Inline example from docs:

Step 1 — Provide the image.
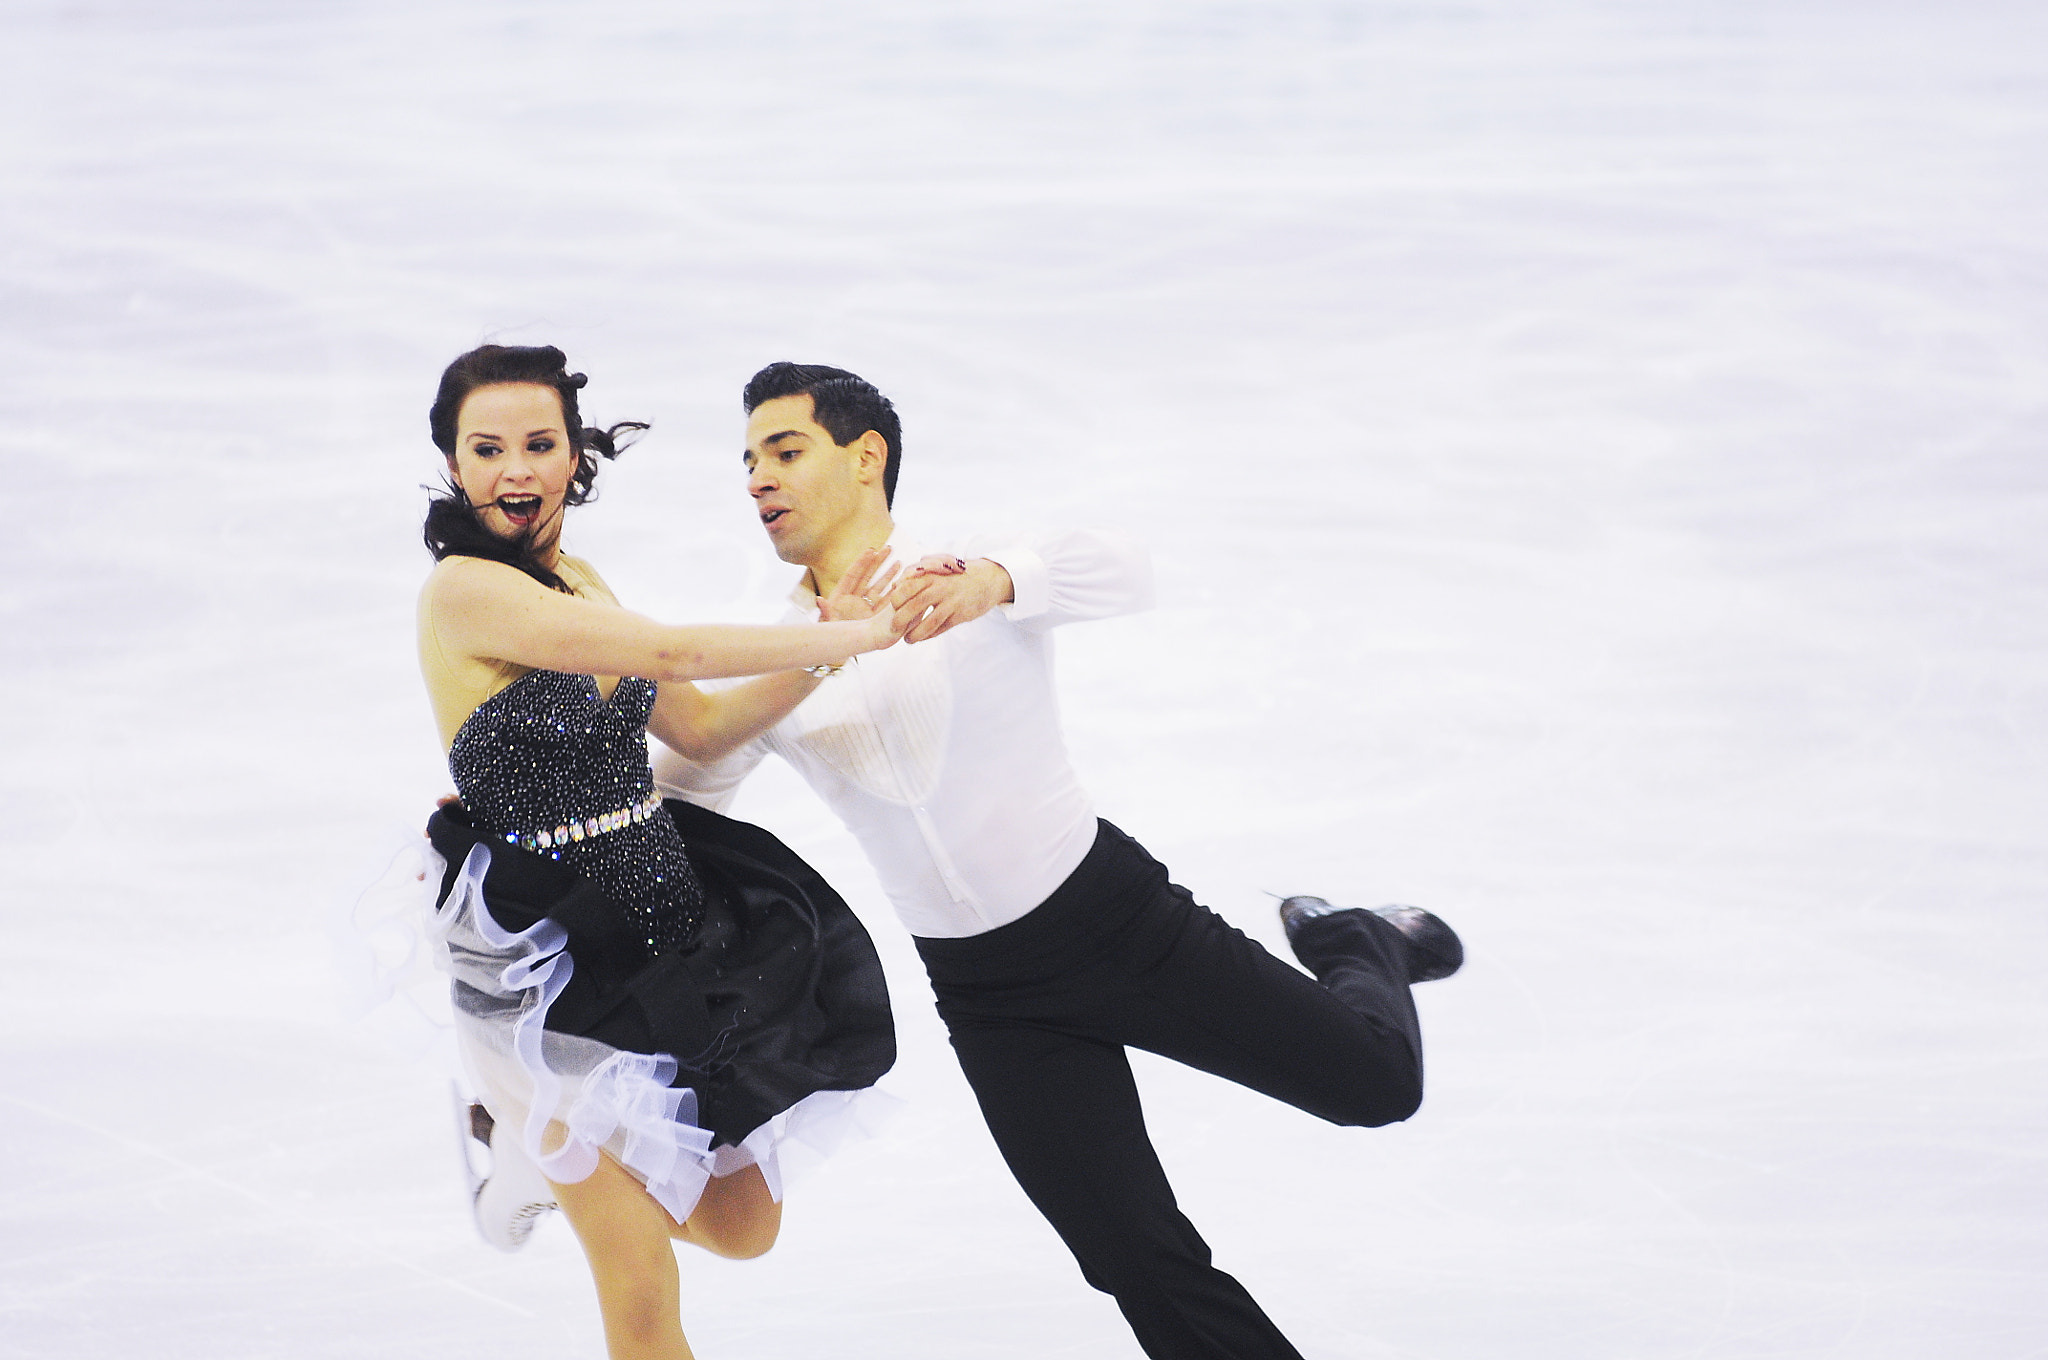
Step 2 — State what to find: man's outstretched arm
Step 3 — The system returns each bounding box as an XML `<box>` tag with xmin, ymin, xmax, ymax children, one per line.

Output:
<box><xmin>891</xmin><ymin>556</ymin><xmax>1013</xmax><ymax>642</ymax></box>
<box><xmin>891</xmin><ymin>529</ymin><xmax>1154</xmax><ymax>641</ymax></box>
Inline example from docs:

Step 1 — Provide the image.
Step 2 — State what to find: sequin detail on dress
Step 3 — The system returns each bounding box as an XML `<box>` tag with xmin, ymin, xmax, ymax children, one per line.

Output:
<box><xmin>448</xmin><ymin>669</ymin><xmax>703</xmax><ymax>956</ymax></box>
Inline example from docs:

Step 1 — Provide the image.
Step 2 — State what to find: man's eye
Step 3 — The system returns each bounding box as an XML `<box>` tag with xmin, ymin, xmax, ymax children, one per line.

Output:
<box><xmin>780</xmin><ymin>449</ymin><xmax>798</xmax><ymax>462</ymax></box>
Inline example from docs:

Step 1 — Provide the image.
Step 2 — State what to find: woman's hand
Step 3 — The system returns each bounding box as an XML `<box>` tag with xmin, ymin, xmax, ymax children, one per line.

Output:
<box><xmin>909</xmin><ymin>553</ymin><xmax>968</xmax><ymax>578</ymax></box>
<box><xmin>856</xmin><ymin>601</ymin><xmax>912</xmax><ymax>654</ymax></box>
<box><xmin>815</xmin><ymin>547</ymin><xmax>914</xmax><ymax>657</ymax></box>
<box><xmin>817</xmin><ymin>547</ymin><xmax>903</xmax><ymax>622</ymax></box>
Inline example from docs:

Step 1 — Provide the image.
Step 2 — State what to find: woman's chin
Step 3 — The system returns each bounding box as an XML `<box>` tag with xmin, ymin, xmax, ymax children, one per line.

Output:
<box><xmin>482</xmin><ymin>510</ymin><xmax>539</xmax><ymax>539</ymax></box>
<box><xmin>475</xmin><ymin>502</ymin><xmax>563</xmax><ymax>559</ymax></box>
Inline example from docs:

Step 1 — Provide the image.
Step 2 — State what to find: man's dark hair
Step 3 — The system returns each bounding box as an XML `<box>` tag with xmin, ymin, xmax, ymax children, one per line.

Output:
<box><xmin>743</xmin><ymin>362</ymin><xmax>902</xmax><ymax>507</ymax></box>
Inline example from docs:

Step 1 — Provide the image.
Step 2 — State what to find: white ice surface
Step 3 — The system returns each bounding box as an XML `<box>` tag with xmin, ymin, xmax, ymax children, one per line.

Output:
<box><xmin>3</xmin><ymin>2</ymin><xmax>2044</xmax><ymax>1357</ymax></box>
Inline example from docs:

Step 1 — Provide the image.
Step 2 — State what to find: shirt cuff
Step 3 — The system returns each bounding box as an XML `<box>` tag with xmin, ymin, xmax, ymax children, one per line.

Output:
<box><xmin>982</xmin><ymin>544</ymin><xmax>1049</xmax><ymax>620</ymax></box>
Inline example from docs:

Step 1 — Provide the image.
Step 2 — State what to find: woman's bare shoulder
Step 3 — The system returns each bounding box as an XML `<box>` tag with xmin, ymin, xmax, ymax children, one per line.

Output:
<box><xmin>420</xmin><ymin>554</ymin><xmax>532</xmax><ymax>607</ymax></box>
<box><xmin>556</xmin><ymin>553</ymin><xmax>620</xmax><ymax>605</ymax></box>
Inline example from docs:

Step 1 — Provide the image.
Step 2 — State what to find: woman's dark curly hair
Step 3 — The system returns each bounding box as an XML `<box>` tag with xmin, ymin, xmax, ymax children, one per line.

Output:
<box><xmin>422</xmin><ymin>344</ymin><xmax>647</xmax><ymax>592</ymax></box>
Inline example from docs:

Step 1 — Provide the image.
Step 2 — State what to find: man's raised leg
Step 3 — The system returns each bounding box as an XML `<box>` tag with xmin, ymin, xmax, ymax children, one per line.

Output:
<box><xmin>1116</xmin><ymin>878</ymin><xmax>1430</xmax><ymax>1129</ymax></box>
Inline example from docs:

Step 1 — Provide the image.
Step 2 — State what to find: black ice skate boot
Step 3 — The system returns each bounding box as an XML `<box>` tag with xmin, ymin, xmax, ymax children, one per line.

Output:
<box><xmin>1278</xmin><ymin>896</ymin><xmax>1464</xmax><ymax>983</ymax></box>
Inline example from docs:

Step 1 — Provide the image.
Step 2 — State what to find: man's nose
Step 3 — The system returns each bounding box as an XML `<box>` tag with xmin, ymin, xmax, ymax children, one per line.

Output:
<box><xmin>748</xmin><ymin>465</ymin><xmax>775</xmax><ymax>495</ymax></box>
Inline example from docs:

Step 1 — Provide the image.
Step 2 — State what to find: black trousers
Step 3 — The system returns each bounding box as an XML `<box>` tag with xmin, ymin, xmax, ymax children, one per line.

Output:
<box><xmin>915</xmin><ymin>820</ymin><xmax>1424</xmax><ymax>1360</ymax></box>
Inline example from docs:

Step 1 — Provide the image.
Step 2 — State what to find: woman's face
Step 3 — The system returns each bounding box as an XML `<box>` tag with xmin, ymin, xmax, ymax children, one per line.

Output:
<box><xmin>447</xmin><ymin>383</ymin><xmax>576</xmax><ymax>556</ymax></box>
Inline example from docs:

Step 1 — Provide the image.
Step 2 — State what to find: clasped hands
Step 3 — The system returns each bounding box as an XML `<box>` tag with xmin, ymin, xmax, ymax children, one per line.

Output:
<box><xmin>818</xmin><ymin>548</ymin><xmax>1013</xmax><ymax>645</ymax></box>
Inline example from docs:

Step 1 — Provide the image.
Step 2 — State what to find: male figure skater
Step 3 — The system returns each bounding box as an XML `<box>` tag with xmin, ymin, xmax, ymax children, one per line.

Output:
<box><xmin>653</xmin><ymin>362</ymin><xmax>1462</xmax><ymax>1360</ymax></box>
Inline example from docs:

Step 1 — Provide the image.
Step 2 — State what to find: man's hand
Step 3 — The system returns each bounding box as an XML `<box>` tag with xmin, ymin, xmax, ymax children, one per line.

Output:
<box><xmin>889</xmin><ymin>557</ymin><xmax>1014</xmax><ymax>642</ymax></box>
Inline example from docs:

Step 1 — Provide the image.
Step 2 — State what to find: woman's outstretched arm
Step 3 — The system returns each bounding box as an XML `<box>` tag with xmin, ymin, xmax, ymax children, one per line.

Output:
<box><xmin>647</xmin><ymin>549</ymin><xmax>906</xmax><ymax>763</ymax></box>
<box><xmin>423</xmin><ymin>553</ymin><xmax>906</xmax><ymax>683</ymax></box>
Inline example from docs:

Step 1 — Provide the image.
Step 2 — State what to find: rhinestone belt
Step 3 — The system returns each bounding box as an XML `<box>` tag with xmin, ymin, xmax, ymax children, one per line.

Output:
<box><xmin>501</xmin><ymin>788</ymin><xmax>666</xmax><ymax>857</ymax></box>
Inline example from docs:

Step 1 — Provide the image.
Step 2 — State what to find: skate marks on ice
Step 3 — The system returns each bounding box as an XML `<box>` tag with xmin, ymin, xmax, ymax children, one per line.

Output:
<box><xmin>3</xmin><ymin>1</ymin><xmax>2046</xmax><ymax>1357</ymax></box>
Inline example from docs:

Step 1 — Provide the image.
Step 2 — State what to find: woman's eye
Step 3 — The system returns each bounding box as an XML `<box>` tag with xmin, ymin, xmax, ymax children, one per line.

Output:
<box><xmin>473</xmin><ymin>443</ymin><xmax>501</xmax><ymax>458</ymax></box>
<box><xmin>529</xmin><ymin>438</ymin><xmax>556</xmax><ymax>453</ymax></box>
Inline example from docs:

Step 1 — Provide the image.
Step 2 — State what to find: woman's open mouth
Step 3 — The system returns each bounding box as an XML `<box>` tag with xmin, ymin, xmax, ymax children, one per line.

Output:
<box><xmin>496</xmin><ymin>495</ymin><xmax>544</xmax><ymax>527</ymax></box>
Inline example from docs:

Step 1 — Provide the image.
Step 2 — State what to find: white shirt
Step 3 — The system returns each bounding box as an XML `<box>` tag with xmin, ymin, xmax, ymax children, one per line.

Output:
<box><xmin>652</xmin><ymin>529</ymin><xmax>1154</xmax><ymax>938</ymax></box>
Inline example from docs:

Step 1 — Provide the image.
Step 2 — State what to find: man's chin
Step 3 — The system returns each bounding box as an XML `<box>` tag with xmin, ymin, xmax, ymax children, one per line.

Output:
<box><xmin>768</xmin><ymin>535</ymin><xmax>812</xmax><ymax>567</ymax></box>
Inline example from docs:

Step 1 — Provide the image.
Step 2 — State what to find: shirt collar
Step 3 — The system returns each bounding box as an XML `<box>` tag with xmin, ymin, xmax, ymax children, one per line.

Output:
<box><xmin>787</xmin><ymin>534</ymin><xmax>925</xmax><ymax>613</ymax></box>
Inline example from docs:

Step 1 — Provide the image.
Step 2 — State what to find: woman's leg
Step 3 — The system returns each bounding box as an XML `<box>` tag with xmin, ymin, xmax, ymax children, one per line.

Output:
<box><xmin>671</xmin><ymin>1164</ymin><xmax>781</xmax><ymax>1260</ymax></box>
<box><xmin>550</xmin><ymin>1154</ymin><xmax>784</xmax><ymax>1360</ymax></box>
<box><xmin>552</xmin><ymin>1154</ymin><xmax>696</xmax><ymax>1360</ymax></box>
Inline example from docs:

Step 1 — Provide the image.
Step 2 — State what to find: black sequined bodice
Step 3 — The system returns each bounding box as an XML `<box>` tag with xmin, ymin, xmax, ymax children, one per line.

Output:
<box><xmin>449</xmin><ymin>669</ymin><xmax>703</xmax><ymax>956</ymax></box>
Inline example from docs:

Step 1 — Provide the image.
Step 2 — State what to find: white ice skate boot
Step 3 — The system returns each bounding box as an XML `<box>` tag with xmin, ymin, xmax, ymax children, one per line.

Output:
<box><xmin>457</xmin><ymin>1094</ymin><xmax>557</xmax><ymax>1251</ymax></box>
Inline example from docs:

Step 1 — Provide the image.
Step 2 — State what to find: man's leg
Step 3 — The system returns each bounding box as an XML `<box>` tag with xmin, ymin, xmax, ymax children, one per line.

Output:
<box><xmin>1122</xmin><ymin>878</ymin><xmax>1426</xmax><ymax>1128</ymax></box>
<box><xmin>946</xmin><ymin>1018</ymin><xmax>1307</xmax><ymax>1360</ymax></box>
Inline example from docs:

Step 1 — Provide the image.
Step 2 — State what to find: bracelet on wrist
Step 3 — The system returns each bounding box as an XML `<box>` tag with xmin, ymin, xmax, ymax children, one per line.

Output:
<box><xmin>805</xmin><ymin>662</ymin><xmax>845</xmax><ymax>678</ymax></box>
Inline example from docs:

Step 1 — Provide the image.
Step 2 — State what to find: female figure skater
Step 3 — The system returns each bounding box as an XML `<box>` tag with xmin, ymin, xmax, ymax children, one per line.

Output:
<box><xmin>416</xmin><ymin>344</ymin><xmax>901</xmax><ymax>1360</ymax></box>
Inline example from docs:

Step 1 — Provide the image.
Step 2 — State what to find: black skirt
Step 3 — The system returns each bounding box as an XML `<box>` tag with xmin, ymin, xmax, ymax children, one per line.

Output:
<box><xmin>427</xmin><ymin>799</ymin><xmax>895</xmax><ymax>1148</ymax></box>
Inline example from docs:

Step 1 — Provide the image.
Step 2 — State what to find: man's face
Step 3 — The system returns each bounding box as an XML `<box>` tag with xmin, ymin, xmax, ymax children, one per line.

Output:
<box><xmin>743</xmin><ymin>393</ymin><xmax>878</xmax><ymax>567</ymax></box>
